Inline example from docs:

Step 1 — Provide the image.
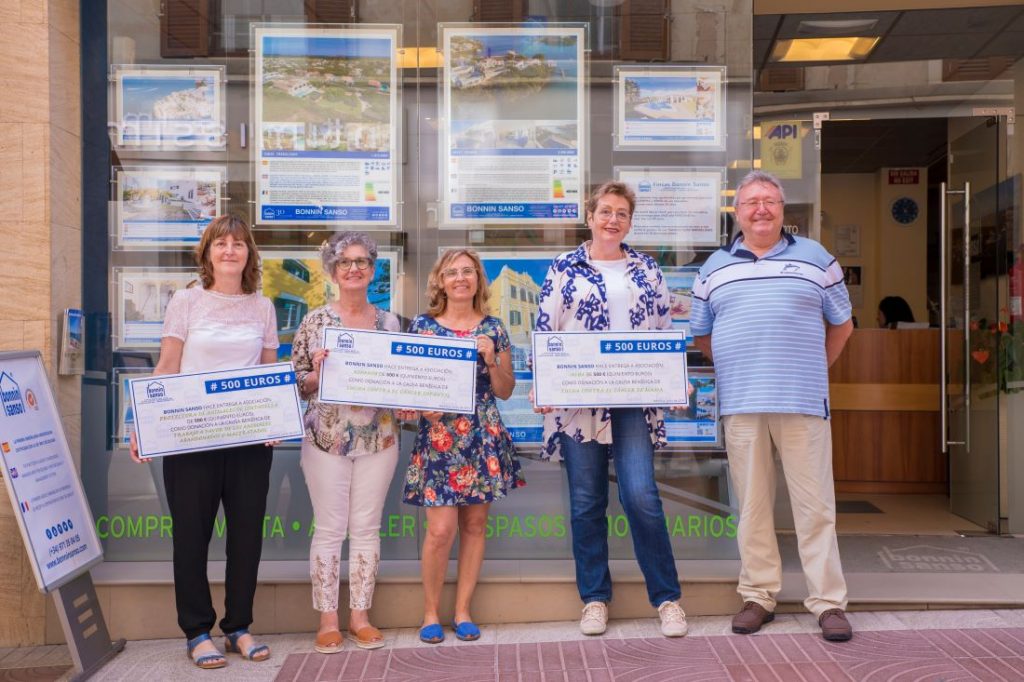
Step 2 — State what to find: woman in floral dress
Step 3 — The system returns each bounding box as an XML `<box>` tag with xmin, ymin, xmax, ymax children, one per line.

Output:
<box><xmin>404</xmin><ymin>248</ymin><xmax>525</xmax><ymax>644</ymax></box>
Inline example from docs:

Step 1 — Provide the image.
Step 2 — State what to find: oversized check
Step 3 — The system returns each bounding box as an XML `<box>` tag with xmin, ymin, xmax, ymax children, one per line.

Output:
<box><xmin>319</xmin><ymin>328</ymin><xmax>477</xmax><ymax>414</ymax></box>
<box><xmin>532</xmin><ymin>331</ymin><xmax>688</xmax><ymax>408</ymax></box>
<box><xmin>130</xmin><ymin>363</ymin><xmax>305</xmax><ymax>458</ymax></box>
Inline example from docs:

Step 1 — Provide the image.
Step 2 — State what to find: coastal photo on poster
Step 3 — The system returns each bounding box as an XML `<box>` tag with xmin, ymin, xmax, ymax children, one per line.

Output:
<box><xmin>261</xmin><ymin>248</ymin><xmax>400</xmax><ymax>360</ymax></box>
<box><xmin>615</xmin><ymin>66</ymin><xmax>726</xmax><ymax>150</ymax></box>
<box><xmin>442</xmin><ymin>25</ymin><xmax>585</xmax><ymax>225</ymax></box>
<box><xmin>254</xmin><ymin>26</ymin><xmax>400</xmax><ymax>226</ymax></box>
<box><xmin>112</xmin><ymin>66</ymin><xmax>225</xmax><ymax>149</ymax></box>
<box><xmin>114</xmin><ymin>166</ymin><xmax>223</xmax><ymax>248</ymax></box>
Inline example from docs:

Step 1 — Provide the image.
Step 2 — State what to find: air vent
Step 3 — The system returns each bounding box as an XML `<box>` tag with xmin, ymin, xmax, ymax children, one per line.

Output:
<box><xmin>758</xmin><ymin>67</ymin><xmax>805</xmax><ymax>92</ymax></box>
<box><xmin>942</xmin><ymin>57</ymin><xmax>1015</xmax><ymax>82</ymax></box>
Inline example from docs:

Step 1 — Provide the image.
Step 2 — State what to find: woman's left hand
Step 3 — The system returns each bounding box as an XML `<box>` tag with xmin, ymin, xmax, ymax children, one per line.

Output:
<box><xmin>476</xmin><ymin>334</ymin><xmax>496</xmax><ymax>367</ymax></box>
<box><xmin>264</xmin><ymin>440</ymin><xmax>281</xmax><ymax>447</ymax></box>
<box><xmin>395</xmin><ymin>409</ymin><xmax>419</xmax><ymax>421</ymax></box>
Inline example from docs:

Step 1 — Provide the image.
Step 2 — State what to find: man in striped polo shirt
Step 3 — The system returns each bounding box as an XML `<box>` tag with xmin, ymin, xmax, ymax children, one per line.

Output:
<box><xmin>690</xmin><ymin>170</ymin><xmax>855</xmax><ymax>642</ymax></box>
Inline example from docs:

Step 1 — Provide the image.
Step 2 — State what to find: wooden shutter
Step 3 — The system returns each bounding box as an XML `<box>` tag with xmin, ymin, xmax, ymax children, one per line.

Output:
<box><xmin>161</xmin><ymin>0</ymin><xmax>210</xmax><ymax>58</ymax></box>
<box><xmin>758</xmin><ymin>67</ymin><xmax>805</xmax><ymax>92</ymax></box>
<box><xmin>473</xmin><ymin>0</ymin><xmax>525</xmax><ymax>22</ymax></box>
<box><xmin>620</xmin><ymin>0</ymin><xmax>670</xmax><ymax>61</ymax></box>
<box><xmin>305</xmin><ymin>0</ymin><xmax>357</xmax><ymax>23</ymax></box>
<box><xmin>942</xmin><ymin>57</ymin><xmax>1015</xmax><ymax>82</ymax></box>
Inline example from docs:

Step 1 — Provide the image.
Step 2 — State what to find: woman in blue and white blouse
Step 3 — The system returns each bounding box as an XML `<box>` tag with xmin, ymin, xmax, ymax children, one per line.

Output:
<box><xmin>532</xmin><ymin>181</ymin><xmax>688</xmax><ymax>638</ymax></box>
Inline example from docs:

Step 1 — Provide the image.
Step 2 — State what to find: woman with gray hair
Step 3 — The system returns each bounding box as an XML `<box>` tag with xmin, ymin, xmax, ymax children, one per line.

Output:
<box><xmin>291</xmin><ymin>232</ymin><xmax>414</xmax><ymax>653</ymax></box>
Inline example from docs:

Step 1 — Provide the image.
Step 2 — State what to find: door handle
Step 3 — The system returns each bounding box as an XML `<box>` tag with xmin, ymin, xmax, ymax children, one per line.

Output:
<box><xmin>941</xmin><ymin>182</ymin><xmax>971</xmax><ymax>453</ymax></box>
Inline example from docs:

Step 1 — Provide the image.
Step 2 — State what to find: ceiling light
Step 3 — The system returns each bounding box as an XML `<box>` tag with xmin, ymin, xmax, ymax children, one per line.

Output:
<box><xmin>398</xmin><ymin>47</ymin><xmax>443</xmax><ymax>69</ymax></box>
<box><xmin>771</xmin><ymin>36</ymin><xmax>880</xmax><ymax>63</ymax></box>
<box><xmin>797</xmin><ymin>19</ymin><xmax>879</xmax><ymax>36</ymax></box>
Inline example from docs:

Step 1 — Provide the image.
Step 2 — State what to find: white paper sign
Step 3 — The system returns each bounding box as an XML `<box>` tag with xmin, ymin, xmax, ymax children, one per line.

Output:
<box><xmin>532</xmin><ymin>331</ymin><xmax>689</xmax><ymax>408</ymax></box>
<box><xmin>130</xmin><ymin>363</ymin><xmax>305</xmax><ymax>458</ymax></box>
<box><xmin>617</xmin><ymin>167</ymin><xmax>723</xmax><ymax>246</ymax></box>
<box><xmin>319</xmin><ymin>328</ymin><xmax>478</xmax><ymax>414</ymax></box>
<box><xmin>0</xmin><ymin>351</ymin><xmax>104</xmax><ymax>592</ymax></box>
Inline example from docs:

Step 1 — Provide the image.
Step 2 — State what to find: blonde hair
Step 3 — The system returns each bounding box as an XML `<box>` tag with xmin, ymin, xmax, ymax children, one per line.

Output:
<box><xmin>425</xmin><ymin>248</ymin><xmax>490</xmax><ymax>317</ymax></box>
<box><xmin>194</xmin><ymin>214</ymin><xmax>261</xmax><ymax>294</ymax></box>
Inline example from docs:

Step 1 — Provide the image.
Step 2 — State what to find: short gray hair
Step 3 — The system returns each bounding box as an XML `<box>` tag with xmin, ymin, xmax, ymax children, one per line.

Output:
<box><xmin>733</xmin><ymin>170</ymin><xmax>786</xmax><ymax>207</ymax></box>
<box><xmin>320</xmin><ymin>232</ymin><xmax>378</xmax><ymax>274</ymax></box>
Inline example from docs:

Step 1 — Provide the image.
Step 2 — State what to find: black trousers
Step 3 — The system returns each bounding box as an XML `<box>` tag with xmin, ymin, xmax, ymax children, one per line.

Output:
<box><xmin>163</xmin><ymin>444</ymin><xmax>273</xmax><ymax>639</ymax></box>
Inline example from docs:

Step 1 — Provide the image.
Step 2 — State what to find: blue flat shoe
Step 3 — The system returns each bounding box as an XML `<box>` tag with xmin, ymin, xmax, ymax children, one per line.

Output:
<box><xmin>419</xmin><ymin>623</ymin><xmax>444</xmax><ymax>644</ymax></box>
<box><xmin>186</xmin><ymin>633</ymin><xmax>226</xmax><ymax>669</ymax></box>
<box><xmin>453</xmin><ymin>620</ymin><xmax>481</xmax><ymax>642</ymax></box>
<box><xmin>224</xmin><ymin>628</ymin><xmax>270</xmax><ymax>661</ymax></box>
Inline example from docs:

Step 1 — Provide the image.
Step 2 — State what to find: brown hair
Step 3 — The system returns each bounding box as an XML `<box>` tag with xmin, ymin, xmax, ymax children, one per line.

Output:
<box><xmin>425</xmin><ymin>248</ymin><xmax>490</xmax><ymax>317</ymax></box>
<box><xmin>585</xmin><ymin>180</ymin><xmax>636</xmax><ymax>219</ymax></box>
<box><xmin>194</xmin><ymin>214</ymin><xmax>261</xmax><ymax>294</ymax></box>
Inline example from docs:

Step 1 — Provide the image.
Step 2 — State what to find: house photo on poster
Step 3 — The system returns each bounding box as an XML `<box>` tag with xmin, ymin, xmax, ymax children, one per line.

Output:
<box><xmin>114</xmin><ymin>268</ymin><xmax>196</xmax><ymax>349</ymax></box>
<box><xmin>442</xmin><ymin>25</ymin><xmax>585</xmax><ymax>225</ymax></box>
<box><xmin>614</xmin><ymin>65</ymin><xmax>726</xmax><ymax>150</ymax></box>
<box><xmin>253</xmin><ymin>26</ymin><xmax>400</xmax><ymax>226</ymax></box>
<box><xmin>261</xmin><ymin>248</ymin><xmax>401</xmax><ymax>360</ymax></box>
<box><xmin>663</xmin><ymin>265</ymin><xmax>701</xmax><ymax>338</ymax></box>
<box><xmin>478</xmin><ymin>250</ymin><xmax>561</xmax><ymax>446</ymax></box>
<box><xmin>111</xmin><ymin>65</ymin><xmax>225</xmax><ymax>150</ymax></box>
<box><xmin>114</xmin><ymin>166</ymin><xmax>224</xmax><ymax>248</ymax></box>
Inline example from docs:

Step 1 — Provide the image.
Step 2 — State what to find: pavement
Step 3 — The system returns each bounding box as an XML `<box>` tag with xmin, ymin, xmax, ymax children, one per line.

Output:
<box><xmin>4</xmin><ymin>608</ymin><xmax>1024</xmax><ymax>681</ymax></box>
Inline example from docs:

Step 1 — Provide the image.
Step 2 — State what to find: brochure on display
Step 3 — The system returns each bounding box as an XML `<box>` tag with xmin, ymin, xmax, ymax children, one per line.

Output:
<box><xmin>662</xmin><ymin>265</ymin><xmax>701</xmax><ymax>338</ymax></box>
<box><xmin>319</xmin><ymin>328</ymin><xmax>478</xmax><ymax>414</ymax></box>
<box><xmin>665</xmin><ymin>368</ymin><xmax>721</xmax><ymax>446</ymax></box>
<box><xmin>0</xmin><ymin>351</ymin><xmax>104</xmax><ymax>591</ymax></box>
<box><xmin>479</xmin><ymin>250</ymin><xmax>561</xmax><ymax>446</ymax></box>
<box><xmin>261</xmin><ymin>248</ymin><xmax>400</xmax><ymax>361</ymax></box>
<box><xmin>615</xmin><ymin>66</ymin><xmax>726</xmax><ymax>150</ymax></box>
<box><xmin>114</xmin><ymin>166</ymin><xmax>224</xmax><ymax>248</ymax></box>
<box><xmin>616</xmin><ymin>167</ymin><xmax>723</xmax><ymax>246</ymax></box>
<box><xmin>441</xmin><ymin>25</ymin><xmax>586</xmax><ymax>224</ymax></box>
<box><xmin>58</xmin><ymin>309</ymin><xmax>84</xmax><ymax>376</ymax></box>
<box><xmin>253</xmin><ymin>26</ymin><xmax>400</xmax><ymax>226</ymax></box>
<box><xmin>114</xmin><ymin>268</ymin><xmax>196</xmax><ymax>350</ymax></box>
<box><xmin>111</xmin><ymin>65</ymin><xmax>226</xmax><ymax>150</ymax></box>
<box><xmin>114</xmin><ymin>368</ymin><xmax>152</xmax><ymax>447</ymax></box>
<box><xmin>532</xmin><ymin>331</ymin><xmax>689</xmax><ymax>409</ymax></box>
<box><xmin>130</xmin><ymin>363</ymin><xmax>305</xmax><ymax>458</ymax></box>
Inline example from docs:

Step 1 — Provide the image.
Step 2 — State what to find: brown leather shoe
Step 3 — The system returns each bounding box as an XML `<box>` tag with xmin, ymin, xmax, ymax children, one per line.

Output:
<box><xmin>350</xmin><ymin>625</ymin><xmax>385</xmax><ymax>650</ymax></box>
<box><xmin>731</xmin><ymin>601</ymin><xmax>775</xmax><ymax>634</ymax></box>
<box><xmin>818</xmin><ymin>608</ymin><xmax>853</xmax><ymax>642</ymax></box>
<box><xmin>314</xmin><ymin>629</ymin><xmax>343</xmax><ymax>654</ymax></box>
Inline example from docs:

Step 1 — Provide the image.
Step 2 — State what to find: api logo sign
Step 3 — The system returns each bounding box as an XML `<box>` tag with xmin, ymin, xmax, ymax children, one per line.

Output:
<box><xmin>766</xmin><ymin>123</ymin><xmax>799</xmax><ymax>140</ymax></box>
<box><xmin>0</xmin><ymin>372</ymin><xmax>26</xmax><ymax>417</ymax></box>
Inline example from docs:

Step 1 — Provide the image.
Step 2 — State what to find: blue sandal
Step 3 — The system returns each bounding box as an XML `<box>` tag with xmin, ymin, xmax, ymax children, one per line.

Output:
<box><xmin>224</xmin><ymin>628</ymin><xmax>270</xmax><ymax>661</ymax></box>
<box><xmin>419</xmin><ymin>623</ymin><xmax>445</xmax><ymax>644</ymax></box>
<box><xmin>453</xmin><ymin>620</ymin><xmax>481</xmax><ymax>642</ymax></box>
<box><xmin>186</xmin><ymin>633</ymin><xmax>227</xmax><ymax>669</ymax></box>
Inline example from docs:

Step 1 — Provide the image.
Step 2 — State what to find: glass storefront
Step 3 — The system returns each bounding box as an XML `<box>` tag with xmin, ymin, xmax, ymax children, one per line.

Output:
<box><xmin>81</xmin><ymin>0</ymin><xmax>754</xmax><ymax>564</ymax></box>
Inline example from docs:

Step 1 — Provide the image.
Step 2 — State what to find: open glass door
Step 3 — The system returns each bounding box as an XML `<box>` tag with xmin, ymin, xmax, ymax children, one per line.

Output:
<box><xmin>944</xmin><ymin>115</ymin><xmax>1004</xmax><ymax>532</ymax></box>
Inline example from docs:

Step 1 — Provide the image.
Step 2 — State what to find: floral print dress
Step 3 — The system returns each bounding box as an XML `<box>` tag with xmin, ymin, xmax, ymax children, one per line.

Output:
<box><xmin>403</xmin><ymin>315</ymin><xmax>525</xmax><ymax>506</ymax></box>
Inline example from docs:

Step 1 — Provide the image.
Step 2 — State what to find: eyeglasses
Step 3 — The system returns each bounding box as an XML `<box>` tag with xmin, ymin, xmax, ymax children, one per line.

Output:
<box><xmin>337</xmin><ymin>257</ymin><xmax>373</xmax><ymax>271</ymax></box>
<box><xmin>738</xmin><ymin>199</ymin><xmax>783</xmax><ymax>210</ymax></box>
<box><xmin>442</xmin><ymin>267</ymin><xmax>477</xmax><ymax>281</ymax></box>
<box><xmin>594</xmin><ymin>207</ymin><xmax>632</xmax><ymax>223</ymax></box>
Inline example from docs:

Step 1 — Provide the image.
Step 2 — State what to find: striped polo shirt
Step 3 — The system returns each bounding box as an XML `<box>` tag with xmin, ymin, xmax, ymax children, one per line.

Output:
<box><xmin>689</xmin><ymin>233</ymin><xmax>851</xmax><ymax>418</ymax></box>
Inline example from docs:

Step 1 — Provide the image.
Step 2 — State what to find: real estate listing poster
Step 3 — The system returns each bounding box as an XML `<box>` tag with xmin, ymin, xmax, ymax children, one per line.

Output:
<box><xmin>254</xmin><ymin>26</ymin><xmax>400</xmax><ymax>227</ymax></box>
<box><xmin>615</xmin><ymin>167</ymin><xmax>723</xmax><ymax>246</ymax></box>
<box><xmin>112</xmin><ymin>65</ymin><xmax>226</xmax><ymax>150</ymax></box>
<box><xmin>114</xmin><ymin>269</ymin><xmax>196</xmax><ymax>350</ymax></box>
<box><xmin>478</xmin><ymin>250</ymin><xmax>561</xmax><ymax>446</ymax></box>
<box><xmin>662</xmin><ymin>265</ymin><xmax>701</xmax><ymax>338</ymax></box>
<box><xmin>442</xmin><ymin>25</ymin><xmax>585</xmax><ymax>225</ymax></box>
<box><xmin>665</xmin><ymin>368</ymin><xmax>721</xmax><ymax>446</ymax></box>
<box><xmin>114</xmin><ymin>165</ymin><xmax>224</xmax><ymax>248</ymax></box>
<box><xmin>615</xmin><ymin>66</ymin><xmax>726</xmax><ymax>150</ymax></box>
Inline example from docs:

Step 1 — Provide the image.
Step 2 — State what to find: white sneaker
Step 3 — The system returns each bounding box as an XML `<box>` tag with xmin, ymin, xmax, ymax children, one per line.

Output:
<box><xmin>658</xmin><ymin>600</ymin><xmax>688</xmax><ymax>637</ymax></box>
<box><xmin>580</xmin><ymin>601</ymin><xmax>608</xmax><ymax>635</ymax></box>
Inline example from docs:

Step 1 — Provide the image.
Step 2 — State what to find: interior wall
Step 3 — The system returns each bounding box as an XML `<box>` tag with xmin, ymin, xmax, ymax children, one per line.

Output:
<box><xmin>877</xmin><ymin>166</ymin><xmax>929</xmax><ymax>325</ymax></box>
<box><xmin>820</xmin><ymin>173</ymin><xmax>877</xmax><ymax>326</ymax></box>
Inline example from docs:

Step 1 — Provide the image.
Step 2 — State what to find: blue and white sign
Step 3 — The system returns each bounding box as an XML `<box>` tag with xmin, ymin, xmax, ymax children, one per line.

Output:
<box><xmin>319</xmin><ymin>328</ymin><xmax>478</xmax><ymax>414</ymax></box>
<box><xmin>112</xmin><ymin>66</ymin><xmax>226</xmax><ymax>150</ymax></box>
<box><xmin>532</xmin><ymin>330</ymin><xmax>689</xmax><ymax>409</ymax></box>
<box><xmin>441</xmin><ymin>26</ymin><xmax>586</xmax><ymax>225</ymax></box>
<box><xmin>665</xmin><ymin>369</ymin><xmax>721</xmax><ymax>446</ymax></box>
<box><xmin>254</xmin><ymin>26</ymin><xmax>400</xmax><ymax>227</ymax></box>
<box><xmin>0</xmin><ymin>351</ymin><xmax>104</xmax><ymax>592</ymax></box>
<box><xmin>114</xmin><ymin>165</ymin><xmax>224</xmax><ymax>248</ymax></box>
<box><xmin>129</xmin><ymin>362</ymin><xmax>305</xmax><ymax>458</ymax></box>
<box><xmin>614</xmin><ymin>65</ymin><xmax>726</xmax><ymax>151</ymax></box>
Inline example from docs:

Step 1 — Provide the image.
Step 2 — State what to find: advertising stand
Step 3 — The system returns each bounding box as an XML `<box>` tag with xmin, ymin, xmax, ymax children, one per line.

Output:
<box><xmin>0</xmin><ymin>351</ymin><xmax>124</xmax><ymax>679</ymax></box>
